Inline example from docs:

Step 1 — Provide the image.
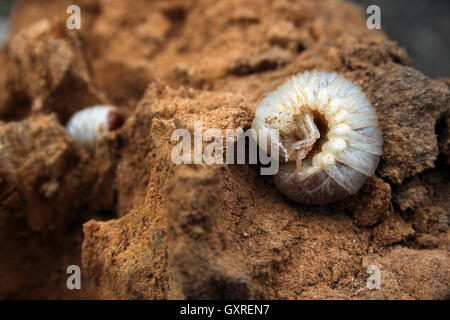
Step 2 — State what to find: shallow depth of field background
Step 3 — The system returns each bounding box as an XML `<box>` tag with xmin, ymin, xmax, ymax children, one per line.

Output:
<box><xmin>0</xmin><ymin>0</ymin><xmax>449</xmax><ymax>78</ymax></box>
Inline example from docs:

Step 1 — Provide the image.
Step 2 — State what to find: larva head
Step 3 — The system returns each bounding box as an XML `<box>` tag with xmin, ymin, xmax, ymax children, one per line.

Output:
<box><xmin>252</xmin><ymin>71</ymin><xmax>383</xmax><ymax>204</ymax></box>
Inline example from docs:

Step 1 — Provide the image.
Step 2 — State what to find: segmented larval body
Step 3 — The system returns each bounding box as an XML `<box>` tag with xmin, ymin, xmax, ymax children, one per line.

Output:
<box><xmin>66</xmin><ymin>105</ymin><xmax>123</xmax><ymax>152</ymax></box>
<box><xmin>252</xmin><ymin>71</ymin><xmax>383</xmax><ymax>205</ymax></box>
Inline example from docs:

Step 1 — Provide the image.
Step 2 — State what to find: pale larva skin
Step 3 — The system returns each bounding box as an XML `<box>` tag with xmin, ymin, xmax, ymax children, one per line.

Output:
<box><xmin>252</xmin><ymin>71</ymin><xmax>383</xmax><ymax>205</ymax></box>
<box><xmin>66</xmin><ymin>105</ymin><xmax>123</xmax><ymax>152</ymax></box>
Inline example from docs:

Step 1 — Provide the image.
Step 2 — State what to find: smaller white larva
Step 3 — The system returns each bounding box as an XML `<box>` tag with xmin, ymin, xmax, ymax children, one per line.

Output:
<box><xmin>66</xmin><ymin>105</ymin><xmax>124</xmax><ymax>152</ymax></box>
<box><xmin>252</xmin><ymin>71</ymin><xmax>383</xmax><ymax>205</ymax></box>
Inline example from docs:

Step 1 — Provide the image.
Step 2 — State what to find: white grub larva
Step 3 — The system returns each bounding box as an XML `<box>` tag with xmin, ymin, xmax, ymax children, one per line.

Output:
<box><xmin>66</xmin><ymin>105</ymin><xmax>124</xmax><ymax>152</ymax></box>
<box><xmin>252</xmin><ymin>71</ymin><xmax>383</xmax><ymax>205</ymax></box>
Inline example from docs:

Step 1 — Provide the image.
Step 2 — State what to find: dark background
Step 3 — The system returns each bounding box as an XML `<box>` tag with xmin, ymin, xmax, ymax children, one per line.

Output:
<box><xmin>0</xmin><ymin>0</ymin><xmax>12</xmax><ymax>44</ymax></box>
<box><xmin>0</xmin><ymin>0</ymin><xmax>449</xmax><ymax>78</ymax></box>
<box><xmin>352</xmin><ymin>0</ymin><xmax>450</xmax><ymax>78</ymax></box>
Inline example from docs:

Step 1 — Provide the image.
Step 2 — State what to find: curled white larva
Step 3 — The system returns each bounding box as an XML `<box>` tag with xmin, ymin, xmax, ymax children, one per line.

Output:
<box><xmin>252</xmin><ymin>71</ymin><xmax>383</xmax><ymax>205</ymax></box>
<box><xmin>66</xmin><ymin>105</ymin><xmax>124</xmax><ymax>152</ymax></box>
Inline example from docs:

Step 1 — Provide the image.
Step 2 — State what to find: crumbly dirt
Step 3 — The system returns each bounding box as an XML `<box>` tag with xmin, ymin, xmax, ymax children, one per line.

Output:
<box><xmin>0</xmin><ymin>0</ymin><xmax>448</xmax><ymax>299</ymax></box>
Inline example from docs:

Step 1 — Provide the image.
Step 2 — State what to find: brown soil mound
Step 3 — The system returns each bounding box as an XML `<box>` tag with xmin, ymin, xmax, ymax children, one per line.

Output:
<box><xmin>0</xmin><ymin>0</ymin><xmax>448</xmax><ymax>299</ymax></box>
